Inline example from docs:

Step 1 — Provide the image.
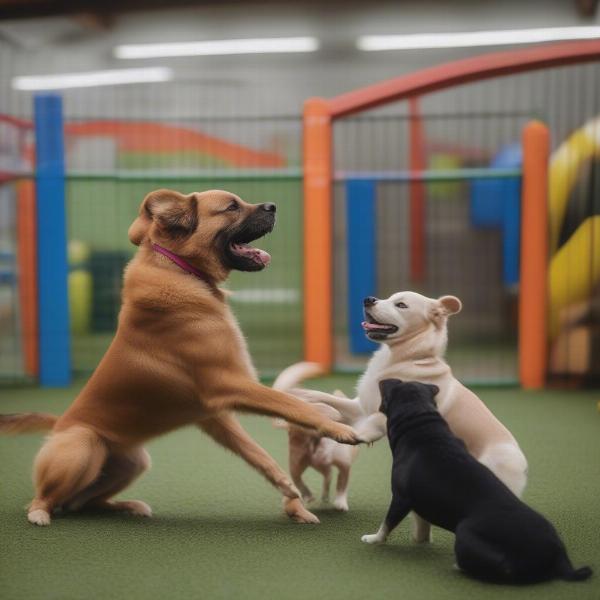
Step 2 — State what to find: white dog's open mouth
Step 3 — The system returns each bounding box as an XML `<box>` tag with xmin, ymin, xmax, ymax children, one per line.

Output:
<box><xmin>362</xmin><ymin>313</ymin><xmax>398</xmax><ymax>339</ymax></box>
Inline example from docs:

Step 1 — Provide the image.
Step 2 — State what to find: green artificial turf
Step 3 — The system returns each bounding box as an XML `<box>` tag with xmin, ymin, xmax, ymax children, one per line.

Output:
<box><xmin>1</xmin><ymin>377</ymin><xmax>599</xmax><ymax>600</ymax></box>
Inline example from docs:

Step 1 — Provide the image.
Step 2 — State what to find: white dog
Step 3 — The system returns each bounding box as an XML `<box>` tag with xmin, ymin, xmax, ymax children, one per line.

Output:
<box><xmin>287</xmin><ymin>291</ymin><xmax>528</xmax><ymax>543</ymax></box>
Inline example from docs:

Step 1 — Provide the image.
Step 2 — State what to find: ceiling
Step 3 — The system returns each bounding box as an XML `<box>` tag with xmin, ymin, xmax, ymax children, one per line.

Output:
<box><xmin>0</xmin><ymin>0</ymin><xmax>596</xmax><ymax>22</ymax></box>
<box><xmin>0</xmin><ymin>0</ymin><xmax>343</xmax><ymax>21</ymax></box>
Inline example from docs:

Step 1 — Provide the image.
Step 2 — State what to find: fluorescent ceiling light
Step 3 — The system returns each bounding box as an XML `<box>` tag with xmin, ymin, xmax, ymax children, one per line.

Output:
<box><xmin>357</xmin><ymin>26</ymin><xmax>600</xmax><ymax>51</ymax></box>
<box><xmin>12</xmin><ymin>67</ymin><xmax>173</xmax><ymax>90</ymax></box>
<box><xmin>114</xmin><ymin>36</ymin><xmax>319</xmax><ymax>59</ymax></box>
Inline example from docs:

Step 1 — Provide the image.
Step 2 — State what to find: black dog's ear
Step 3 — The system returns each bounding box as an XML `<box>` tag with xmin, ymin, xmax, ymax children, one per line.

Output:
<box><xmin>378</xmin><ymin>379</ymin><xmax>403</xmax><ymax>398</ymax></box>
<box><xmin>426</xmin><ymin>384</ymin><xmax>440</xmax><ymax>397</ymax></box>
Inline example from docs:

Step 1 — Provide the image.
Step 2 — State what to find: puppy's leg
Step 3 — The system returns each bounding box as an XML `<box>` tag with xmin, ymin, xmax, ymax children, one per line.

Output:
<box><xmin>28</xmin><ymin>426</ymin><xmax>107</xmax><ymax>526</ymax></box>
<box><xmin>361</xmin><ymin>493</ymin><xmax>411</xmax><ymax>544</ymax></box>
<box><xmin>411</xmin><ymin>513</ymin><xmax>432</xmax><ymax>543</ymax></box>
<box><xmin>478</xmin><ymin>443</ymin><xmax>528</xmax><ymax>498</ymax></box>
<box><xmin>66</xmin><ymin>447</ymin><xmax>152</xmax><ymax>517</ymax></box>
<box><xmin>321</xmin><ymin>467</ymin><xmax>332</xmax><ymax>503</ymax></box>
<box><xmin>218</xmin><ymin>384</ymin><xmax>362</xmax><ymax>445</ymax></box>
<box><xmin>290</xmin><ymin>453</ymin><xmax>314</xmax><ymax>503</ymax></box>
<box><xmin>333</xmin><ymin>463</ymin><xmax>351</xmax><ymax>512</ymax></box>
<box><xmin>307</xmin><ymin>460</ymin><xmax>333</xmax><ymax>505</ymax></box>
<box><xmin>199</xmin><ymin>413</ymin><xmax>319</xmax><ymax>524</ymax></box>
<box><xmin>330</xmin><ymin>445</ymin><xmax>358</xmax><ymax>508</ymax></box>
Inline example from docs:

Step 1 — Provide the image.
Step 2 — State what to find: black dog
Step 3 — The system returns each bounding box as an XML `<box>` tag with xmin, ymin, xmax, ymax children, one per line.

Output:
<box><xmin>361</xmin><ymin>379</ymin><xmax>592</xmax><ymax>584</ymax></box>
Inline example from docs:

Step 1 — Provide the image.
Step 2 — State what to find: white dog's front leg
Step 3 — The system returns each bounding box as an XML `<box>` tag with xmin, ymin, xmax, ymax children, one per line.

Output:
<box><xmin>291</xmin><ymin>389</ymin><xmax>364</xmax><ymax>423</ymax></box>
<box><xmin>411</xmin><ymin>512</ymin><xmax>432</xmax><ymax>543</ymax></box>
<box><xmin>354</xmin><ymin>413</ymin><xmax>387</xmax><ymax>444</ymax></box>
<box><xmin>361</xmin><ymin>522</ymin><xmax>389</xmax><ymax>545</ymax></box>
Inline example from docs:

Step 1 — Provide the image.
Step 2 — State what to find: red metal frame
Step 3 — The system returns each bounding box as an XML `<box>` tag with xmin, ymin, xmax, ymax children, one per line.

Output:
<box><xmin>327</xmin><ymin>40</ymin><xmax>600</xmax><ymax>118</ymax></box>
<box><xmin>302</xmin><ymin>40</ymin><xmax>600</xmax><ymax>370</ymax></box>
<box><xmin>408</xmin><ymin>97</ymin><xmax>426</xmax><ymax>283</ymax></box>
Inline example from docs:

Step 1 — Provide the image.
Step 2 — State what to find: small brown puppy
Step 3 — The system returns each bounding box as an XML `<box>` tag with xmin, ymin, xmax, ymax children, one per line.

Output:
<box><xmin>1</xmin><ymin>189</ymin><xmax>360</xmax><ymax>526</ymax></box>
<box><xmin>273</xmin><ymin>363</ymin><xmax>359</xmax><ymax>511</ymax></box>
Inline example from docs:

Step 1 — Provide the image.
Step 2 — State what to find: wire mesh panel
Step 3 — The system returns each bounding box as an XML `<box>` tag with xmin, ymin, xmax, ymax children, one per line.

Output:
<box><xmin>333</xmin><ymin>112</ymin><xmax>528</xmax><ymax>383</ymax></box>
<box><xmin>0</xmin><ymin>180</ymin><xmax>23</xmax><ymax>382</ymax></box>
<box><xmin>63</xmin><ymin>116</ymin><xmax>303</xmax><ymax>377</ymax></box>
<box><xmin>0</xmin><ymin>117</ymin><xmax>33</xmax><ymax>384</ymax></box>
<box><xmin>332</xmin><ymin>61</ymin><xmax>600</xmax><ymax>385</ymax></box>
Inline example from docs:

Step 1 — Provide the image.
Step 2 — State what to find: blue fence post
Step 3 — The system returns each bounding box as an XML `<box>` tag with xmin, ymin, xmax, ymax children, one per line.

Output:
<box><xmin>346</xmin><ymin>179</ymin><xmax>378</xmax><ymax>354</ymax></box>
<box><xmin>34</xmin><ymin>93</ymin><xmax>71</xmax><ymax>386</ymax></box>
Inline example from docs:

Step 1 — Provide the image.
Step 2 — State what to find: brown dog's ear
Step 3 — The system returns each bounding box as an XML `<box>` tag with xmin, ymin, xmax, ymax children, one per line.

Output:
<box><xmin>146</xmin><ymin>189</ymin><xmax>198</xmax><ymax>238</ymax></box>
<box><xmin>128</xmin><ymin>202</ymin><xmax>152</xmax><ymax>247</ymax></box>
<box><xmin>128</xmin><ymin>189</ymin><xmax>198</xmax><ymax>246</ymax></box>
<box><xmin>429</xmin><ymin>295</ymin><xmax>462</xmax><ymax>328</ymax></box>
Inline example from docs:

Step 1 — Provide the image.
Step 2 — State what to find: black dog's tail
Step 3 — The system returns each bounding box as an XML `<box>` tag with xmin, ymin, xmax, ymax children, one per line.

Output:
<box><xmin>561</xmin><ymin>566</ymin><xmax>593</xmax><ymax>582</ymax></box>
<box><xmin>556</xmin><ymin>555</ymin><xmax>593</xmax><ymax>582</ymax></box>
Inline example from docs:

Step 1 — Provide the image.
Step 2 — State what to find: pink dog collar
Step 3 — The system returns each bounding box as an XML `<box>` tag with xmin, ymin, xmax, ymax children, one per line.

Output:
<box><xmin>152</xmin><ymin>243</ymin><xmax>220</xmax><ymax>297</ymax></box>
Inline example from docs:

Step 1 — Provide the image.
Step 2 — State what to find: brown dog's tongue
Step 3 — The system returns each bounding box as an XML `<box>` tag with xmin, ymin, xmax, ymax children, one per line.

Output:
<box><xmin>232</xmin><ymin>243</ymin><xmax>271</xmax><ymax>266</ymax></box>
<box><xmin>253</xmin><ymin>248</ymin><xmax>271</xmax><ymax>266</ymax></box>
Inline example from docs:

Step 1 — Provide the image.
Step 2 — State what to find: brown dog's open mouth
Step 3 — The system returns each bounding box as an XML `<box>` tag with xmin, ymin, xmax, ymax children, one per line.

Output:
<box><xmin>221</xmin><ymin>213</ymin><xmax>275</xmax><ymax>272</ymax></box>
<box><xmin>229</xmin><ymin>242</ymin><xmax>271</xmax><ymax>267</ymax></box>
<box><xmin>362</xmin><ymin>312</ymin><xmax>398</xmax><ymax>339</ymax></box>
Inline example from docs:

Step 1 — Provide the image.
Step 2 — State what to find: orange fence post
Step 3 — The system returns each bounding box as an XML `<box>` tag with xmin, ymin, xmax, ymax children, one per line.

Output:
<box><xmin>303</xmin><ymin>98</ymin><xmax>333</xmax><ymax>369</ymax></box>
<box><xmin>519</xmin><ymin>121</ymin><xmax>549</xmax><ymax>389</ymax></box>
<box><xmin>17</xmin><ymin>179</ymin><xmax>38</xmax><ymax>378</ymax></box>
<box><xmin>409</xmin><ymin>97</ymin><xmax>426</xmax><ymax>283</ymax></box>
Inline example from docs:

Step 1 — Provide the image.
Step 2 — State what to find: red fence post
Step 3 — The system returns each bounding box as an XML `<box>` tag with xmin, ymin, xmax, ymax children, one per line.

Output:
<box><xmin>409</xmin><ymin>97</ymin><xmax>426</xmax><ymax>283</ymax></box>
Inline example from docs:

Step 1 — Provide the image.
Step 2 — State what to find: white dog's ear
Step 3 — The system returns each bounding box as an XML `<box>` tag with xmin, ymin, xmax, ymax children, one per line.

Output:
<box><xmin>438</xmin><ymin>295</ymin><xmax>462</xmax><ymax>315</ymax></box>
<box><xmin>429</xmin><ymin>295</ymin><xmax>462</xmax><ymax>328</ymax></box>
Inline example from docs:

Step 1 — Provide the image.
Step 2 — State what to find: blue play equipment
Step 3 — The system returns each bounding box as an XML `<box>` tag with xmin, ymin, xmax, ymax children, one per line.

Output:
<box><xmin>469</xmin><ymin>143</ymin><xmax>522</xmax><ymax>288</ymax></box>
<box><xmin>35</xmin><ymin>94</ymin><xmax>71</xmax><ymax>386</ymax></box>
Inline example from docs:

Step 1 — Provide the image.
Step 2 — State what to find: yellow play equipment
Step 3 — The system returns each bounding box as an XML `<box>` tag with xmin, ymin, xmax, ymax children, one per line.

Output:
<box><xmin>548</xmin><ymin>116</ymin><xmax>600</xmax><ymax>341</ymax></box>
<box><xmin>68</xmin><ymin>240</ymin><xmax>92</xmax><ymax>335</ymax></box>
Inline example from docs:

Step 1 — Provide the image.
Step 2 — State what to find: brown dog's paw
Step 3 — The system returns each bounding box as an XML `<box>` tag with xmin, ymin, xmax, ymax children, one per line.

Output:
<box><xmin>324</xmin><ymin>423</ymin><xmax>362</xmax><ymax>445</ymax></box>
<box><xmin>28</xmin><ymin>509</ymin><xmax>51</xmax><ymax>526</ymax></box>
<box><xmin>283</xmin><ymin>498</ymin><xmax>320</xmax><ymax>524</ymax></box>
<box><xmin>119</xmin><ymin>500</ymin><xmax>153</xmax><ymax>517</ymax></box>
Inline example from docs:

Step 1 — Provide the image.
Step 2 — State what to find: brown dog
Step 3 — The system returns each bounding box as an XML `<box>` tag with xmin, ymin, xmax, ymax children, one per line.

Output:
<box><xmin>1</xmin><ymin>189</ymin><xmax>360</xmax><ymax>526</ymax></box>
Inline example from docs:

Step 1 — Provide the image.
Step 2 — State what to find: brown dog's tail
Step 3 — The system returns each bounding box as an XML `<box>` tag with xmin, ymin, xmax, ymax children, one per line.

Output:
<box><xmin>0</xmin><ymin>412</ymin><xmax>58</xmax><ymax>434</ymax></box>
